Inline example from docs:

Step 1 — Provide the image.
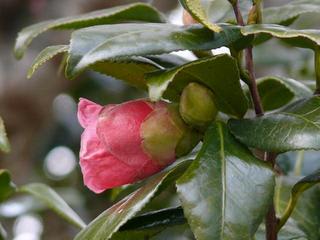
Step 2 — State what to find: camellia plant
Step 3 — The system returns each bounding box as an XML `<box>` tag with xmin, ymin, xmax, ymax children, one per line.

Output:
<box><xmin>0</xmin><ymin>0</ymin><xmax>320</xmax><ymax>239</ymax></box>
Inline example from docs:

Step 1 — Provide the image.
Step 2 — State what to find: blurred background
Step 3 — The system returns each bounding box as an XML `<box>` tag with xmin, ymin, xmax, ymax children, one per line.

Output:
<box><xmin>0</xmin><ymin>0</ymin><xmax>319</xmax><ymax>239</ymax></box>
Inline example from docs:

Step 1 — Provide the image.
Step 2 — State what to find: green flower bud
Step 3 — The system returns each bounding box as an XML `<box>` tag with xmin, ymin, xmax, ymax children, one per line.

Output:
<box><xmin>179</xmin><ymin>82</ymin><xmax>218</xmax><ymax>129</ymax></box>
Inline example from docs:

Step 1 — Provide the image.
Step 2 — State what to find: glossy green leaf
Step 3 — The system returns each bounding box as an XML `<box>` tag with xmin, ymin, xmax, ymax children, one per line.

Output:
<box><xmin>242</xmin><ymin>24</ymin><xmax>320</xmax><ymax>49</ymax></box>
<box><xmin>178</xmin><ymin>0</ymin><xmax>221</xmax><ymax>32</ymax></box>
<box><xmin>275</xmin><ymin>177</ymin><xmax>320</xmax><ymax>239</ymax></box>
<box><xmin>264</xmin><ymin>0</ymin><xmax>320</xmax><ymax>25</ymax></box>
<box><xmin>120</xmin><ymin>207</ymin><xmax>185</xmax><ymax>231</ymax></box>
<box><xmin>278</xmin><ymin>169</ymin><xmax>320</xmax><ymax>231</ymax></box>
<box><xmin>147</xmin><ymin>54</ymin><xmax>248</xmax><ymax>118</ymax></box>
<box><xmin>0</xmin><ymin>118</ymin><xmax>10</xmax><ymax>153</ymax></box>
<box><xmin>27</xmin><ymin>45</ymin><xmax>68</xmax><ymax>79</ymax></box>
<box><xmin>92</xmin><ymin>56</ymin><xmax>169</xmax><ymax>90</ymax></box>
<box><xmin>19</xmin><ymin>183</ymin><xmax>86</xmax><ymax>229</ymax></box>
<box><xmin>255</xmin><ymin>76</ymin><xmax>312</xmax><ymax>111</ymax></box>
<box><xmin>14</xmin><ymin>3</ymin><xmax>165</xmax><ymax>59</ymax></box>
<box><xmin>93</xmin><ymin>54</ymin><xmax>189</xmax><ymax>91</ymax></box>
<box><xmin>66</xmin><ymin>23</ymin><xmax>251</xmax><ymax>78</ymax></box>
<box><xmin>176</xmin><ymin>122</ymin><xmax>275</xmax><ymax>240</ymax></box>
<box><xmin>75</xmin><ymin>160</ymin><xmax>191</xmax><ymax>240</ymax></box>
<box><xmin>229</xmin><ymin>96</ymin><xmax>320</xmax><ymax>152</ymax></box>
<box><xmin>0</xmin><ymin>170</ymin><xmax>16</xmax><ymax>202</ymax></box>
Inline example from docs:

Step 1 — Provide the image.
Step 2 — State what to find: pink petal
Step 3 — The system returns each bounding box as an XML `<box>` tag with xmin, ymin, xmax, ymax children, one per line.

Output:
<box><xmin>80</xmin><ymin>116</ymin><xmax>139</xmax><ymax>193</ymax></box>
<box><xmin>97</xmin><ymin>100</ymin><xmax>159</xmax><ymax>174</ymax></box>
<box><xmin>77</xmin><ymin>98</ymin><xmax>103</xmax><ymax>128</ymax></box>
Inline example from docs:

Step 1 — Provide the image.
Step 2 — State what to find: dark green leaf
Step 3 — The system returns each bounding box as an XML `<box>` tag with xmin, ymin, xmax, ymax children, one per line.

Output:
<box><xmin>242</xmin><ymin>24</ymin><xmax>320</xmax><ymax>49</ymax></box>
<box><xmin>0</xmin><ymin>118</ymin><xmax>10</xmax><ymax>153</ymax></box>
<box><xmin>14</xmin><ymin>3</ymin><xmax>165</xmax><ymax>59</ymax></box>
<box><xmin>91</xmin><ymin>57</ymin><xmax>162</xmax><ymax>90</ymax></box>
<box><xmin>178</xmin><ymin>0</ymin><xmax>221</xmax><ymax>32</ymax></box>
<box><xmin>19</xmin><ymin>183</ymin><xmax>86</xmax><ymax>229</ymax></box>
<box><xmin>264</xmin><ymin>0</ymin><xmax>320</xmax><ymax>25</ymax></box>
<box><xmin>66</xmin><ymin>23</ymin><xmax>251</xmax><ymax>78</ymax></box>
<box><xmin>176</xmin><ymin>122</ymin><xmax>275</xmax><ymax>240</ymax></box>
<box><xmin>0</xmin><ymin>170</ymin><xmax>15</xmax><ymax>202</ymax></box>
<box><xmin>278</xmin><ymin>169</ymin><xmax>320</xmax><ymax>232</ymax></box>
<box><xmin>27</xmin><ymin>45</ymin><xmax>68</xmax><ymax>79</ymax></box>
<box><xmin>255</xmin><ymin>76</ymin><xmax>312</xmax><ymax>111</ymax></box>
<box><xmin>120</xmin><ymin>207</ymin><xmax>185</xmax><ymax>231</ymax></box>
<box><xmin>82</xmin><ymin>54</ymin><xmax>188</xmax><ymax>90</ymax></box>
<box><xmin>275</xmin><ymin>177</ymin><xmax>320</xmax><ymax>239</ymax></box>
<box><xmin>229</xmin><ymin>96</ymin><xmax>320</xmax><ymax>152</ymax></box>
<box><xmin>75</xmin><ymin>160</ymin><xmax>191</xmax><ymax>240</ymax></box>
<box><xmin>147</xmin><ymin>54</ymin><xmax>247</xmax><ymax>118</ymax></box>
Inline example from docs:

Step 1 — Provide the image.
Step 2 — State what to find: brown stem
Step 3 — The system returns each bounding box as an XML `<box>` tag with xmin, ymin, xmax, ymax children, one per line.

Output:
<box><xmin>245</xmin><ymin>47</ymin><xmax>264</xmax><ymax>116</ymax></box>
<box><xmin>231</xmin><ymin>1</ymin><xmax>278</xmax><ymax>239</ymax></box>
<box><xmin>233</xmin><ymin>0</ymin><xmax>245</xmax><ymax>26</ymax></box>
<box><xmin>266</xmin><ymin>203</ymin><xmax>278</xmax><ymax>240</ymax></box>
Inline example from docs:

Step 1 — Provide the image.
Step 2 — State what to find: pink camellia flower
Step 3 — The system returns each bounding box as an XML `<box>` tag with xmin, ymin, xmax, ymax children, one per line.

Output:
<box><xmin>78</xmin><ymin>98</ymin><xmax>199</xmax><ymax>193</ymax></box>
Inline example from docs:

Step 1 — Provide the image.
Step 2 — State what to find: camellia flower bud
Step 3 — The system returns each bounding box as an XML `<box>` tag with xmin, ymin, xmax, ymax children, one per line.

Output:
<box><xmin>77</xmin><ymin>98</ymin><xmax>199</xmax><ymax>193</ymax></box>
<box><xmin>179</xmin><ymin>82</ymin><xmax>218</xmax><ymax>129</ymax></box>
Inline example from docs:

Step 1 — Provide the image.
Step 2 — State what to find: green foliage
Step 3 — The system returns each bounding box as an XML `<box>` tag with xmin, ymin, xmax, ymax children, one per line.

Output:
<box><xmin>276</xmin><ymin>176</ymin><xmax>320</xmax><ymax>239</ymax></box>
<box><xmin>19</xmin><ymin>183</ymin><xmax>86</xmax><ymax>229</ymax></box>
<box><xmin>242</xmin><ymin>24</ymin><xmax>320</xmax><ymax>49</ymax></box>
<box><xmin>0</xmin><ymin>170</ymin><xmax>15</xmax><ymax>202</ymax></box>
<box><xmin>277</xmin><ymin>170</ymin><xmax>320</xmax><ymax>233</ymax></box>
<box><xmin>178</xmin><ymin>0</ymin><xmax>221</xmax><ymax>32</ymax></box>
<box><xmin>254</xmin><ymin>76</ymin><xmax>312</xmax><ymax>111</ymax></box>
<box><xmin>119</xmin><ymin>207</ymin><xmax>185</xmax><ymax>231</ymax></box>
<box><xmin>11</xmin><ymin>0</ymin><xmax>320</xmax><ymax>239</ymax></box>
<box><xmin>14</xmin><ymin>3</ymin><xmax>165</xmax><ymax>59</ymax></box>
<box><xmin>75</xmin><ymin>160</ymin><xmax>191</xmax><ymax>240</ymax></box>
<box><xmin>229</xmin><ymin>97</ymin><xmax>320</xmax><ymax>152</ymax></box>
<box><xmin>66</xmin><ymin>23</ymin><xmax>250</xmax><ymax>79</ymax></box>
<box><xmin>176</xmin><ymin>122</ymin><xmax>274</xmax><ymax>240</ymax></box>
<box><xmin>263</xmin><ymin>0</ymin><xmax>320</xmax><ymax>25</ymax></box>
<box><xmin>147</xmin><ymin>54</ymin><xmax>248</xmax><ymax>118</ymax></box>
<box><xmin>28</xmin><ymin>45</ymin><xmax>69</xmax><ymax>78</ymax></box>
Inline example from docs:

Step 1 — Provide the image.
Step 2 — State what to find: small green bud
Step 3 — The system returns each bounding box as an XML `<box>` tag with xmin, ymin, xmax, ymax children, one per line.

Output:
<box><xmin>179</xmin><ymin>82</ymin><xmax>217</xmax><ymax>129</ymax></box>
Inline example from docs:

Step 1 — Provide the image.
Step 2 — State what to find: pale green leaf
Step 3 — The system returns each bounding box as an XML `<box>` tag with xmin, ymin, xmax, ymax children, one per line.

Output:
<box><xmin>28</xmin><ymin>45</ymin><xmax>68</xmax><ymax>78</ymax></box>
<box><xmin>242</xmin><ymin>24</ymin><xmax>320</xmax><ymax>49</ymax></box>
<box><xmin>19</xmin><ymin>183</ymin><xmax>86</xmax><ymax>229</ymax></box>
